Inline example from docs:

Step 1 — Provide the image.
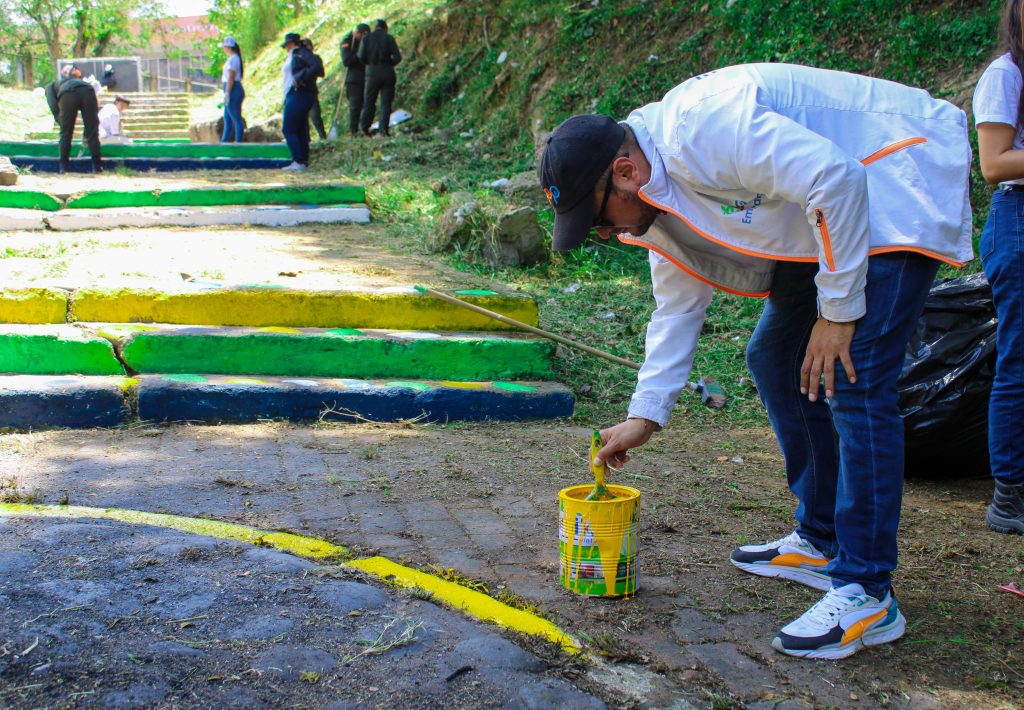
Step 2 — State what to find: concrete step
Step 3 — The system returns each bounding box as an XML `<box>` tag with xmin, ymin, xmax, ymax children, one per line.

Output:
<box><xmin>8</xmin><ymin>156</ymin><xmax>291</xmax><ymax>173</ymax></box>
<box><xmin>0</xmin><ymin>182</ymin><xmax>360</xmax><ymax>211</ymax></box>
<box><xmin>0</xmin><ymin>323</ymin><xmax>555</xmax><ymax>380</ymax></box>
<box><xmin>123</xmin><ymin>131</ymin><xmax>192</xmax><ymax>139</ymax></box>
<box><xmin>0</xmin><ymin>286</ymin><xmax>539</xmax><ymax>330</ymax></box>
<box><xmin>25</xmin><ymin>131</ymin><xmax>192</xmax><ymax>141</ymax></box>
<box><xmin>0</xmin><ymin>374</ymin><xmax>574</xmax><ymax>428</ymax></box>
<box><xmin>122</xmin><ymin>121</ymin><xmax>191</xmax><ymax>130</ymax></box>
<box><xmin>0</xmin><ymin>141</ymin><xmax>290</xmax><ymax>160</ymax></box>
<box><xmin>43</xmin><ymin>203</ymin><xmax>371</xmax><ymax>230</ymax></box>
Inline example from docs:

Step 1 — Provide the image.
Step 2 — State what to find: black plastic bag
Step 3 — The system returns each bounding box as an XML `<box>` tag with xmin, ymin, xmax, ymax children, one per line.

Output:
<box><xmin>898</xmin><ymin>273</ymin><xmax>997</xmax><ymax>478</ymax></box>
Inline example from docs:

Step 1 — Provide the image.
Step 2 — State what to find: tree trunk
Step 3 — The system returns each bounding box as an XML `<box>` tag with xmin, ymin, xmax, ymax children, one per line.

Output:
<box><xmin>20</xmin><ymin>50</ymin><xmax>35</xmax><ymax>86</ymax></box>
<box><xmin>73</xmin><ymin>9</ymin><xmax>89</xmax><ymax>57</ymax></box>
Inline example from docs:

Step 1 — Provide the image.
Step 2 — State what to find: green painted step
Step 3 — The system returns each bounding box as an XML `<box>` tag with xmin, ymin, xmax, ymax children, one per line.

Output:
<box><xmin>0</xmin><ymin>191</ymin><xmax>63</xmax><ymax>211</ymax></box>
<box><xmin>66</xmin><ymin>183</ymin><xmax>363</xmax><ymax>209</ymax></box>
<box><xmin>92</xmin><ymin>324</ymin><xmax>555</xmax><ymax>380</ymax></box>
<box><xmin>0</xmin><ymin>326</ymin><xmax>122</xmax><ymax>375</ymax></box>
<box><xmin>0</xmin><ymin>183</ymin><xmax>363</xmax><ymax>211</ymax></box>
<box><xmin>0</xmin><ymin>141</ymin><xmax>290</xmax><ymax>160</ymax></box>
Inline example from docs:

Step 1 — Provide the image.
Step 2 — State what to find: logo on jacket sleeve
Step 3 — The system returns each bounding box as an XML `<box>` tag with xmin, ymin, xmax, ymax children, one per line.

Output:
<box><xmin>544</xmin><ymin>186</ymin><xmax>560</xmax><ymax>206</ymax></box>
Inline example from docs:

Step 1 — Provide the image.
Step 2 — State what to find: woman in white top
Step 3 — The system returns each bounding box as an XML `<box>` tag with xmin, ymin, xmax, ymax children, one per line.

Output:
<box><xmin>221</xmin><ymin>36</ymin><xmax>245</xmax><ymax>142</ymax></box>
<box><xmin>973</xmin><ymin>0</ymin><xmax>1024</xmax><ymax>535</ymax></box>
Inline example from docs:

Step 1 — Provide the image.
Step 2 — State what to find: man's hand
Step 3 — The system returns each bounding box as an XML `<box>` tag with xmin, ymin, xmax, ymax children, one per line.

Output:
<box><xmin>595</xmin><ymin>418</ymin><xmax>660</xmax><ymax>468</ymax></box>
<box><xmin>800</xmin><ymin>316</ymin><xmax>857</xmax><ymax>401</ymax></box>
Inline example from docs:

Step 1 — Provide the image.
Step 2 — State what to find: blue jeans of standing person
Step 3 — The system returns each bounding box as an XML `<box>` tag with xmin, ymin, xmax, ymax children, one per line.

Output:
<box><xmin>282</xmin><ymin>88</ymin><xmax>315</xmax><ymax>165</ymax></box>
<box><xmin>746</xmin><ymin>253</ymin><xmax>939</xmax><ymax>599</ymax></box>
<box><xmin>980</xmin><ymin>188</ymin><xmax>1024</xmax><ymax>486</ymax></box>
<box><xmin>221</xmin><ymin>82</ymin><xmax>245</xmax><ymax>143</ymax></box>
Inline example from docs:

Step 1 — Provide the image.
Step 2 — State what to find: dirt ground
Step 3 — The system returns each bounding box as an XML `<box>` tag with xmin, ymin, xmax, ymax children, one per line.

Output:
<box><xmin>0</xmin><ymin>222</ymin><xmax>496</xmax><ymax>293</ymax></box>
<box><xmin>2</xmin><ymin>420</ymin><xmax>1019</xmax><ymax>709</ymax></box>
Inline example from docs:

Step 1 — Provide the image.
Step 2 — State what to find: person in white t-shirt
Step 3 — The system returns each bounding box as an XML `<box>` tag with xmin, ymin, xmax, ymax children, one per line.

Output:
<box><xmin>220</xmin><ymin>36</ymin><xmax>246</xmax><ymax>142</ymax></box>
<box><xmin>972</xmin><ymin>0</ymin><xmax>1024</xmax><ymax>536</ymax></box>
<box><xmin>98</xmin><ymin>96</ymin><xmax>131</xmax><ymax>143</ymax></box>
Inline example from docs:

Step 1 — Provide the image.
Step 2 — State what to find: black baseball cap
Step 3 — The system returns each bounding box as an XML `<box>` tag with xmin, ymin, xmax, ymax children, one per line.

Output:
<box><xmin>539</xmin><ymin>114</ymin><xmax>625</xmax><ymax>251</ymax></box>
<box><xmin>281</xmin><ymin>32</ymin><xmax>301</xmax><ymax>47</ymax></box>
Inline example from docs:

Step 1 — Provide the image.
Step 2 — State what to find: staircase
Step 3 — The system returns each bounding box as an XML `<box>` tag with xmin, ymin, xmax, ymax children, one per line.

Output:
<box><xmin>0</xmin><ymin>179</ymin><xmax>575</xmax><ymax>428</ymax></box>
<box><xmin>27</xmin><ymin>92</ymin><xmax>192</xmax><ymax>141</ymax></box>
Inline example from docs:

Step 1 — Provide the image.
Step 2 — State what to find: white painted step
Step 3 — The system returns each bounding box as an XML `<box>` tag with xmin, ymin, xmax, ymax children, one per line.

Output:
<box><xmin>43</xmin><ymin>203</ymin><xmax>372</xmax><ymax>231</ymax></box>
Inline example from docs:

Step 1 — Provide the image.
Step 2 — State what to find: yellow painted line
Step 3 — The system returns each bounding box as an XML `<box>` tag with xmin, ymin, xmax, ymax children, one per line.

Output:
<box><xmin>71</xmin><ymin>289</ymin><xmax>539</xmax><ymax>330</ymax></box>
<box><xmin>0</xmin><ymin>503</ymin><xmax>349</xmax><ymax>560</ymax></box>
<box><xmin>0</xmin><ymin>288</ymin><xmax>68</xmax><ymax>324</ymax></box>
<box><xmin>348</xmin><ymin>556</ymin><xmax>580</xmax><ymax>654</ymax></box>
<box><xmin>0</xmin><ymin>503</ymin><xmax>580</xmax><ymax>656</ymax></box>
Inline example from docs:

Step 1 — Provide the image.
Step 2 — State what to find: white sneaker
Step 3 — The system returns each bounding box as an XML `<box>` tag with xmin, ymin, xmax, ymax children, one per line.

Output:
<box><xmin>282</xmin><ymin>162</ymin><xmax>307</xmax><ymax>171</ymax></box>
<box><xmin>772</xmin><ymin>583</ymin><xmax>906</xmax><ymax>659</ymax></box>
<box><xmin>730</xmin><ymin>530</ymin><xmax>831</xmax><ymax>590</ymax></box>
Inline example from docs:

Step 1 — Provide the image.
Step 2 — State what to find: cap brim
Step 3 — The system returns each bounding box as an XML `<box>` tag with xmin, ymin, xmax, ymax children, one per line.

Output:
<box><xmin>551</xmin><ymin>190</ymin><xmax>596</xmax><ymax>251</ymax></box>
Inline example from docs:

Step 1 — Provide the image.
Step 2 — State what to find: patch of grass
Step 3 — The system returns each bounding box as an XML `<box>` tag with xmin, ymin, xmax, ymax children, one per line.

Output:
<box><xmin>0</xmin><ymin>476</ymin><xmax>40</xmax><ymax>504</ymax></box>
<box><xmin>342</xmin><ymin>616</ymin><xmax>424</xmax><ymax>663</ymax></box>
<box><xmin>359</xmin><ymin>444</ymin><xmax>381</xmax><ymax>461</ymax></box>
<box><xmin>428</xmin><ymin>565</ymin><xmax>490</xmax><ymax>594</ymax></box>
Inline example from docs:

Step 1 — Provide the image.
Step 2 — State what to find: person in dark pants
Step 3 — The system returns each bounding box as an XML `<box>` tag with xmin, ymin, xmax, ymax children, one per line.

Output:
<box><xmin>358</xmin><ymin>19</ymin><xmax>401</xmax><ymax>136</ymax></box>
<box><xmin>280</xmin><ymin>32</ymin><xmax>324</xmax><ymax>170</ymax></box>
<box><xmin>47</xmin><ymin>65</ymin><xmax>102</xmax><ymax>174</ymax></box>
<box><xmin>301</xmin><ymin>38</ymin><xmax>327</xmax><ymax>140</ymax></box>
<box><xmin>340</xmin><ymin>23</ymin><xmax>370</xmax><ymax>137</ymax></box>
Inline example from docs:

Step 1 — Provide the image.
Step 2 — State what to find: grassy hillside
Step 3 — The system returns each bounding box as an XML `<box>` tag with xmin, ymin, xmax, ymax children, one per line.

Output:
<box><xmin>237</xmin><ymin>0</ymin><xmax>1000</xmax><ymax>151</ymax></box>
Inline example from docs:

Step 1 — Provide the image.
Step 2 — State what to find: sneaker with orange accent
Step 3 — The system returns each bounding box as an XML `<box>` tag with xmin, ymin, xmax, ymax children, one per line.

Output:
<box><xmin>730</xmin><ymin>531</ymin><xmax>831</xmax><ymax>591</ymax></box>
<box><xmin>772</xmin><ymin>583</ymin><xmax>906</xmax><ymax>659</ymax></box>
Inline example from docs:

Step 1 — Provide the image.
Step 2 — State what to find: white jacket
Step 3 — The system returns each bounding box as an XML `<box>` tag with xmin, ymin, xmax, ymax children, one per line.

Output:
<box><xmin>624</xmin><ymin>63</ymin><xmax>973</xmax><ymax>427</ymax></box>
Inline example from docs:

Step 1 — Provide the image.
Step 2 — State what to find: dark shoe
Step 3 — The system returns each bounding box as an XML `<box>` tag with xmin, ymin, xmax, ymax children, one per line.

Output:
<box><xmin>58</xmin><ymin>163</ymin><xmax>70</xmax><ymax>175</ymax></box>
<box><xmin>91</xmin><ymin>164</ymin><xmax>103</xmax><ymax>174</ymax></box>
<box><xmin>987</xmin><ymin>480</ymin><xmax>1024</xmax><ymax>534</ymax></box>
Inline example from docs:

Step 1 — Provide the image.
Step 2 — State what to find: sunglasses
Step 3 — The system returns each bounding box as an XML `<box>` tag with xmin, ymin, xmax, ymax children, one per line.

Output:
<box><xmin>593</xmin><ymin>170</ymin><xmax>615</xmax><ymax>230</ymax></box>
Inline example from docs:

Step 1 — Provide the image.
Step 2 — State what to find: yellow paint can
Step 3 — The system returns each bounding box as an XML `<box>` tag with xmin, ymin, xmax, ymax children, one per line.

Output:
<box><xmin>558</xmin><ymin>484</ymin><xmax>640</xmax><ymax>597</ymax></box>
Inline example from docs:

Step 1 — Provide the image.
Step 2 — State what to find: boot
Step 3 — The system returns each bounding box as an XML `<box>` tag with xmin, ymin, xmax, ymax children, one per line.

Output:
<box><xmin>987</xmin><ymin>480</ymin><xmax>1024</xmax><ymax>535</ymax></box>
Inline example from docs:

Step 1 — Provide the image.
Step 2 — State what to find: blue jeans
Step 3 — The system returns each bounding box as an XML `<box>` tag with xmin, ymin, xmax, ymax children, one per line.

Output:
<box><xmin>221</xmin><ymin>82</ymin><xmax>245</xmax><ymax>143</ymax></box>
<box><xmin>980</xmin><ymin>189</ymin><xmax>1024</xmax><ymax>485</ymax></box>
<box><xmin>746</xmin><ymin>253</ymin><xmax>939</xmax><ymax>598</ymax></box>
<box><xmin>282</xmin><ymin>89</ymin><xmax>314</xmax><ymax>165</ymax></box>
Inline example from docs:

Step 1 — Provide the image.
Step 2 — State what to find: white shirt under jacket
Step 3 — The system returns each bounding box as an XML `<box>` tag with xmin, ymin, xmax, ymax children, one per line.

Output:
<box><xmin>622</xmin><ymin>63</ymin><xmax>973</xmax><ymax>428</ymax></box>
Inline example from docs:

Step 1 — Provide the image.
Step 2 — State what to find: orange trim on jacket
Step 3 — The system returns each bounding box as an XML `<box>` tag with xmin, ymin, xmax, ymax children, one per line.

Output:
<box><xmin>860</xmin><ymin>137</ymin><xmax>927</xmax><ymax>166</ymax></box>
<box><xmin>630</xmin><ymin>135</ymin><xmax>962</xmax><ymax>289</ymax></box>
<box><xmin>815</xmin><ymin>209</ymin><xmax>837</xmax><ymax>271</ymax></box>
<box><xmin>616</xmin><ymin>235</ymin><xmax>770</xmax><ymax>298</ymax></box>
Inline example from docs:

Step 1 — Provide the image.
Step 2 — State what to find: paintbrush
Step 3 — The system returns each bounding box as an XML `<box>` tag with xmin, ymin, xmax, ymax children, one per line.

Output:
<box><xmin>584</xmin><ymin>430</ymin><xmax>615</xmax><ymax>501</ymax></box>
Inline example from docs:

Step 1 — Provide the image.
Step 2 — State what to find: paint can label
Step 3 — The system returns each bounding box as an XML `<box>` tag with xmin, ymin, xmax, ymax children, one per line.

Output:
<box><xmin>558</xmin><ymin>485</ymin><xmax>640</xmax><ymax>597</ymax></box>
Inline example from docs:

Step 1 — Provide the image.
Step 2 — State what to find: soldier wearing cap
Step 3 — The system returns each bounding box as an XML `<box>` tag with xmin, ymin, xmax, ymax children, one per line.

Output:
<box><xmin>541</xmin><ymin>63</ymin><xmax>972</xmax><ymax>661</ymax></box>
<box><xmin>45</xmin><ymin>64</ymin><xmax>102</xmax><ymax>173</ymax></box>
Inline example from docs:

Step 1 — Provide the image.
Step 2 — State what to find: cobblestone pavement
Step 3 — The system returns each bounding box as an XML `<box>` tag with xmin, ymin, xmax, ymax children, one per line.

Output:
<box><xmin>0</xmin><ymin>422</ymin><xmax>1013</xmax><ymax>709</ymax></box>
<box><xmin>0</xmin><ymin>516</ymin><xmax>607</xmax><ymax>709</ymax></box>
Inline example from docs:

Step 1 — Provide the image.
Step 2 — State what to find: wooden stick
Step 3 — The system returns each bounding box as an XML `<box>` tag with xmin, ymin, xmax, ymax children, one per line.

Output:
<box><xmin>414</xmin><ymin>286</ymin><xmax>640</xmax><ymax>370</ymax></box>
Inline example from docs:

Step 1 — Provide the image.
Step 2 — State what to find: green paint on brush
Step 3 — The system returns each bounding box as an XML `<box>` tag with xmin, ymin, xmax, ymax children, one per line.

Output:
<box><xmin>454</xmin><ymin>289</ymin><xmax>500</xmax><ymax>296</ymax></box>
<box><xmin>65</xmin><ymin>185</ymin><xmax>365</xmax><ymax>209</ymax></box>
<box><xmin>121</xmin><ymin>331</ymin><xmax>555</xmax><ymax>380</ymax></box>
<box><xmin>0</xmin><ymin>330</ymin><xmax>123</xmax><ymax>375</ymax></box>
<box><xmin>161</xmin><ymin>374</ymin><xmax>208</xmax><ymax>383</ymax></box>
<box><xmin>0</xmin><ymin>191</ymin><xmax>63</xmax><ymax>211</ymax></box>
<box><xmin>492</xmin><ymin>382</ymin><xmax>539</xmax><ymax>392</ymax></box>
<box><xmin>385</xmin><ymin>381</ymin><xmax>432</xmax><ymax>391</ymax></box>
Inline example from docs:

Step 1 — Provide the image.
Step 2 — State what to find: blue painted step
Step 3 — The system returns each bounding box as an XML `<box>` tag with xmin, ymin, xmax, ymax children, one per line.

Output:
<box><xmin>0</xmin><ymin>375</ymin><xmax>575</xmax><ymax>429</ymax></box>
<box><xmin>137</xmin><ymin>375</ymin><xmax>574</xmax><ymax>424</ymax></box>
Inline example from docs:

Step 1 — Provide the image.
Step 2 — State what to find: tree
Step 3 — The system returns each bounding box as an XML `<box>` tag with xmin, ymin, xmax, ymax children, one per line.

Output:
<box><xmin>18</xmin><ymin>0</ymin><xmax>71</xmax><ymax>66</ymax></box>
